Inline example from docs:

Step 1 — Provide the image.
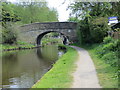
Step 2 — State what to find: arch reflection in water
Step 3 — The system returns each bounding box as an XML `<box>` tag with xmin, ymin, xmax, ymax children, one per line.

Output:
<box><xmin>37</xmin><ymin>45</ymin><xmax>58</xmax><ymax>63</ymax></box>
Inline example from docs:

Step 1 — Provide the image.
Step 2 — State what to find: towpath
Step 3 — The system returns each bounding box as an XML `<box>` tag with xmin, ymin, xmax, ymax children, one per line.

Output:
<box><xmin>71</xmin><ymin>46</ymin><xmax>101</xmax><ymax>88</ymax></box>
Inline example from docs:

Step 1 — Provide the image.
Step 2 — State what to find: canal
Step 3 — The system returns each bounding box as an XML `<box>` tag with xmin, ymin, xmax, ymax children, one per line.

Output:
<box><xmin>2</xmin><ymin>45</ymin><xmax>65</xmax><ymax>88</ymax></box>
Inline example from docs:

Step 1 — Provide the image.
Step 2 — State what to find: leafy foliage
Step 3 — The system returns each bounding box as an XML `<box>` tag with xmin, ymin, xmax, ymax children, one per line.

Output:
<box><xmin>12</xmin><ymin>2</ymin><xmax>58</xmax><ymax>24</ymax></box>
<box><xmin>95</xmin><ymin>37</ymin><xmax>119</xmax><ymax>67</ymax></box>
<box><xmin>68</xmin><ymin>2</ymin><xmax>120</xmax><ymax>44</ymax></box>
<box><xmin>1</xmin><ymin>2</ymin><xmax>21</xmax><ymax>27</ymax></box>
<box><xmin>2</xmin><ymin>23</ymin><xmax>17</xmax><ymax>44</ymax></box>
<box><xmin>67</xmin><ymin>16</ymin><xmax>79</xmax><ymax>22</ymax></box>
<box><xmin>83</xmin><ymin>43</ymin><xmax>118</xmax><ymax>88</ymax></box>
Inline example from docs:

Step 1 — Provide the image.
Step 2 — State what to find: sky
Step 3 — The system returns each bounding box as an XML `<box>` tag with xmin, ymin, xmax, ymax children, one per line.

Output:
<box><xmin>46</xmin><ymin>0</ymin><xmax>72</xmax><ymax>21</ymax></box>
<box><xmin>7</xmin><ymin>0</ymin><xmax>73</xmax><ymax>21</ymax></box>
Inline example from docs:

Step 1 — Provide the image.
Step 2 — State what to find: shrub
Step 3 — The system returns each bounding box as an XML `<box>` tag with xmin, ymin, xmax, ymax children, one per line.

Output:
<box><xmin>77</xmin><ymin>17</ymin><xmax>110</xmax><ymax>44</ymax></box>
<box><xmin>102</xmin><ymin>52</ymin><xmax>118</xmax><ymax>67</ymax></box>
<box><xmin>2</xmin><ymin>23</ymin><xmax>17</xmax><ymax>44</ymax></box>
<box><xmin>103</xmin><ymin>42</ymin><xmax>114</xmax><ymax>51</ymax></box>
<box><xmin>94</xmin><ymin>37</ymin><xmax>119</xmax><ymax>68</ymax></box>
<box><xmin>2</xmin><ymin>28</ymin><xmax>17</xmax><ymax>44</ymax></box>
<box><xmin>90</xmin><ymin>24</ymin><xmax>108</xmax><ymax>43</ymax></box>
<box><xmin>103</xmin><ymin>36</ymin><xmax>113</xmax><ymax>44</ymax></box>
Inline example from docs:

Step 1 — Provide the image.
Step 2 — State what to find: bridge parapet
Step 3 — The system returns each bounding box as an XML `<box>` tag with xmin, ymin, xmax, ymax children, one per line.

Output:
<box><xmin>20</xmin><ymin>22</ymin><xmax>77</xmax><ymax>32</ymax></box>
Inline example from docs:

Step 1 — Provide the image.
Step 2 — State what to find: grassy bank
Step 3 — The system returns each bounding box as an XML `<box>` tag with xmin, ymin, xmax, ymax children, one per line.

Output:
<box><xmin>32</xmin><ymin>46</ymin><xmax>78</xmax><ymax>88</ymax></box>
<box><xmin>0</xmin><ymin>41</ymin><xmax>35</xmax><ymax>51</ymax></box>
<box><xmin>1</xmin><ymin>44</ymin><xmax>35</xmax><ymax>50</ymax></box>
<box><xmin>0</xmin><ymin>41</ymin><xmax>36</xmax><ymax>56</ymax></box>
<box><xmin>74</xmin><ymin>43</ymin><xmax>118</xmax><ymax>88</ymax></box>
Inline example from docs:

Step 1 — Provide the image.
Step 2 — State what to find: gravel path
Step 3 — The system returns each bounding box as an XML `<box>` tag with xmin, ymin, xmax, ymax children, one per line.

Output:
<box><xmin>71</xmin><ymin>46</ymin><xmax>101</xmax><ymax>88</ymax></box>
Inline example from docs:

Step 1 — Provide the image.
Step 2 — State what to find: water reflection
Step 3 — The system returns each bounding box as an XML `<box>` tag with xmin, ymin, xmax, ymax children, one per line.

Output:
<box><xmin>37</xmin><ymin>45</ymin><xmax>58</xmax><ymax>63</ymax></box>
<box><xmin>2</xmin><ymin>45</ymin><xmax>65</xmax><ymax>88</ymax></box>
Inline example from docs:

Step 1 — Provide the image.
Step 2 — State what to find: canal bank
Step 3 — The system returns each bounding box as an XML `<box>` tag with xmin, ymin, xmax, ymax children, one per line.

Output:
<box><xmin>32</xmin><ymin>46</ymin><xmax>78</xmax><ymax>88</ymax></box>
<box><xmin>1</xmin><ymin>43</ymin><xmax>66</xmax><ymax>52</ymax></box>
<box><xmin>1</xmin><ymin>44</ymin><xmax>37</xmax><ymax>51</ymax></box>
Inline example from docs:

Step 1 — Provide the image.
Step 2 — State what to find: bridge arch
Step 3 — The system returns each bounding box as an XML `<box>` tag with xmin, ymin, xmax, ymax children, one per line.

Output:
<box><xmin>36</xmin><ymin>31</ymin><xmax>69</xmax><ymax>45</ymax></box>
<box><xmin>18</xmin><ymin>22</ymin><xmax>77</xmax><ymax>45</ymax></box>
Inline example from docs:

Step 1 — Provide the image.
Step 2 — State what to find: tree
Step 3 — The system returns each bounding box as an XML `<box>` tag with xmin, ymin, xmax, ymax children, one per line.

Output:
<box><xmin>13</xmin><ymin>1</ymin><xmax>58</xmax><ymax>24</ymax></box>
<box><xmin>2</xmin><ymin>2</ymin><xmax>21</xmax><ymax>27</ymax></box>
<box><xmin>68</xmin><ymin>2</ymin><xmax>116</xmax><ymax>44</ymax></box>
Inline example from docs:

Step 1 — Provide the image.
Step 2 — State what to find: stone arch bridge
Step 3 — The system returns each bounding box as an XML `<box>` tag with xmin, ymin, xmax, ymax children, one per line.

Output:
<box><xmin>18</xmin><ymin>22</ymin><xmax>77</xmax><ymax>45</ymax></box>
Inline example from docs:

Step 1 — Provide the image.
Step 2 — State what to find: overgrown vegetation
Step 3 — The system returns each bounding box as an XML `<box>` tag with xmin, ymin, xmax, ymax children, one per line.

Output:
<box><xmin>95</xmin><ymin>36</ymin><xmax>119</xmax><ymax>68</ymax></box>
<box><xmin>68</xmin><ymin>2</ymin><xmax>120</xmax><ymax>44</ymax></box>
<box><xmin>32</xmin><ymin>46</ymin><xmax>78</xmax><ymax>88</ymax></box>
<box><xmin>2</xmin><ymin>22</ymin><xmax>18</xmax><ymax>44</ymax></box>
<box><xmin>76</xmin><ymin>17</ymin><xmax>110</xmax><ymax>44</ymax></box>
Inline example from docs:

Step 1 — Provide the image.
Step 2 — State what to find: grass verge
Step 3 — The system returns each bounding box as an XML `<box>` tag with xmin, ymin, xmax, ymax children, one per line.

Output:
<box><xmin>32</xmin><ymin>46</ymin><xmax>78</xmax><ymax>88</ymax></box>
<box><xmin>1</xmin><ymin>44</ymin><xmax>35</xmax><ymax>50</ymax></box>
<box><xmin>0</xmin><ymin>42</ymin><xmax>35</xmax><ymax>56</ymax></box>
<box><xmin>75</xmin><ymin>44</ymin><xmax>118</xmax><ymax>88</ymax></box>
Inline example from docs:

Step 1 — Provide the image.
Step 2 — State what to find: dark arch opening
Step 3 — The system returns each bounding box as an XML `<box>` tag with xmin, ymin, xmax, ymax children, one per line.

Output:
<box><xmin>36</xmin><ymin>31</ymin><xmax>69</xmax><ymax>45</ymax></box>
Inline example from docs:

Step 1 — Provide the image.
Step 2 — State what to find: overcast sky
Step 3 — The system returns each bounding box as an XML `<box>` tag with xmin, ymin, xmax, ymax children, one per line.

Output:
<box><xmin>46</xmin><ymin>0</ymin><xmax>72</xmax><ymax>21</ymax></box>
<box><xmin>7</xmin><ymin>0</ymin><xmax>73</xmax><ymax>21</ymax></box>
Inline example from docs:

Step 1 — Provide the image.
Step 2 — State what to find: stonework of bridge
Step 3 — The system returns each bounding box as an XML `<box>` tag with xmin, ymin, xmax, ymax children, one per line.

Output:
<box><xmin>18</xmin><ymin>22</ymin><xmax>77</xmax><ymax>45</ymax></box>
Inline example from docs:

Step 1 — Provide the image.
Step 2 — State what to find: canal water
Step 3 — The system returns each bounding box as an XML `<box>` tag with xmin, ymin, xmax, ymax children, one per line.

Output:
<box><xmin>1</xmin><ymin>45</ymin><xmax>65</xmax><ymax>88</ymax></box>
